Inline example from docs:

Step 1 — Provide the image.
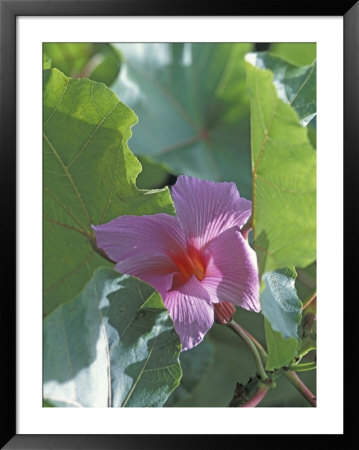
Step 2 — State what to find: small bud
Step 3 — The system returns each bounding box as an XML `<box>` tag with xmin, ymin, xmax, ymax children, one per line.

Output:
<box><xmin>214</xmin><ymin>301</ymin><xmax>236</xmax><ymax>324</ymax></box>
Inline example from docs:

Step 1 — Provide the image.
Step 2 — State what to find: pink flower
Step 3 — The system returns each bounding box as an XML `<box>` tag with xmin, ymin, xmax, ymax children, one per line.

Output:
<box><xmin>93</xmin><ymin>176</ymin><xmax>260</xmax><ymax>351</ymax></box>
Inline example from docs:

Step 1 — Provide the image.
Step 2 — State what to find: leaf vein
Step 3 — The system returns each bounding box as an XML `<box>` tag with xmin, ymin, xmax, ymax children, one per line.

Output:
<box><xmin>121</xmin><ymin>334</ymin><xmax>159</xmax><ymax>407</ymax></box>
<box><xmin>44</xmin><ymin>133</ymin><xmax>92</xmax><ymax>228</ymax></box>
<box><xmin>256</xmin><ymin>174</ymin><xmax>315</xmax><ymax>194</ymax></box>
<box><xmin>44</xmin><ymin>76</ymin><xmax>70</xmax><ymax>127</ymax></box>
<box><xmin>44</xmin><ymin>251</ymin><xmax>94</xmax><ymax>296</ymax></box>
<box><xmin>67</xmin><ymin>101</ymin><xmax>120</xmax><ymax>168</ymax></box>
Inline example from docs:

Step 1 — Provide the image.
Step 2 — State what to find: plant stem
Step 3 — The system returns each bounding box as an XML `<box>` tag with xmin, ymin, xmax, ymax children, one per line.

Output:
<box><xmin>282</xmin><ymin>369</ymin><xmax>317</xmax><ymax>407</ymax></box>
<box><xmin>290</xmin><ymin>362</ymin><xmax>316</xmax><ymax>372</ymax></box>
<box><xmin>228</xmin><ymin>320</ymin><xmax>317</xmax><ymax>407</ymax></box>
<box><xmin>241</xmin><ymin>328</ymin><xmax>268</xmax><ymax>363</ymax></box>
<box><xmin>240</xmin><ymin>386</ymin><xmax>269</xmax><ymax>407</ymax></box>
<box><xmin>302</xmin><ymin>293</ymin><xmax>316</xmax><ymax>311</ymax></box>
<box><xmin>228</xmin><ymin>320</ymin><xmax>268</xmax><ymax>381</ymax></box>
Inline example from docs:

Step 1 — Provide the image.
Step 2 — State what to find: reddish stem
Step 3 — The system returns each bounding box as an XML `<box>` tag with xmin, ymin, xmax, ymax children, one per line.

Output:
<box><xmin>240</xmin><ymin>387</ymin><xmax>269</xmax><ymax>408</ymax></box>
<box><xmin>302</xmin><ymin>294</ymin><xmax>316</xmax><ymax>311</ymax></box>
<box><xmin>282</xmin><ymin>370</ymin><xmax>317</xmax><ymax>407</ymax></box>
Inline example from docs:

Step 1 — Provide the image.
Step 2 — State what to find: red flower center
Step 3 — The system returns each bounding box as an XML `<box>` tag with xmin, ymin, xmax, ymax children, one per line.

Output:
<box><xmin>170</xmin><ymin>247</ymin><xmax>205</xmax><ymax>288</ymax></box>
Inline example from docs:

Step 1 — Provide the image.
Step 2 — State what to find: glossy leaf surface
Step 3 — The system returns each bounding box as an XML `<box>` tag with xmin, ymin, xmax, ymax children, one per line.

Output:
<box><xmin>43</xmin><ymin>68</ymin><xmax>174</xmax><ymax>314</ymax></box>
<box><xmin>246</xmin><ymin>55</ymin><xmax>316</xmax><ymax>276</ymax></box>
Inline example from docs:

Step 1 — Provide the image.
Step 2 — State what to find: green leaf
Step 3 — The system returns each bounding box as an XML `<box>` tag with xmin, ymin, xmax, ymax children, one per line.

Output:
<box><xmin>270</xmin><ymin>43</ymin><xmax>316</xmax><ymax>67</ymax></box>
<box><xmin>136</xmin><ymin>155</ymin><xmax>170</xmax><ymax>189</ymax></box>
<box><xmin>43</xmin><ymin>267</ymin><xmax>182</xmax><ymax>407</ymax></box>
<box><xmin>245</xmin><ymin>55</ymin><xmax>316</xmax><ymax>276</ymax></box>
<box><xmin>261</xmin><ymin>268</ymin><xmax>302</xmax><ymax>340</ymax></box>
<box><xmin>112</xmin><ymin>43</ymin><xmax>253</xmax><ymax>199</ymax></box>
<box><xmin>43</xmin><ymin>68</ymin><xmax>174</xmax><ymax>315</ymax></box>
<box><xmin>43</xmin><ymin>43</ymin><xmax>122</xmax><ymax>86</ymax></box>
<box><xmin>88</xmin><ymin>45</ymin><xmax>123</xmax><ymax>87</ymax></box>
<box><xmin>297</xmin><ymin>336</ymin><xmax>316</xmax><ymax>358</ymax></box>
<box><xmin>261</xmin><ymin>269</ymin><xmax>302</xmax><ymax>370</ymax></box>
<box><xmin>43</xmin><ymin>53</ymin><xmax>52</xmax><ymax>69</ymax></box>
<box><xmin>307</xmin><ymin>123</ymin><xmax>317</xmax><ymax>150</ymax></box>
<box><xmin>43</xmin><ymin>43</ymin><xmax>97</xmax><ymax>77</ymax></box>
<box><xmin>164</xmin><ymin>339</ymin><xmax>215</xmax><ymax>406</ymax></box>
<box><xmin>264</xmin><ymin>319</ymin><xmax>299</xmax><ymax>371</ymax></box>
<box><xmin>295</xmin><ymin>262</ymin><xmax>316</xmax><ymax>301</ymax></box>
<box><xmin>246</xmin><ymin>52</ymin><xmax>316</xmax><ymax>126</ymax></box>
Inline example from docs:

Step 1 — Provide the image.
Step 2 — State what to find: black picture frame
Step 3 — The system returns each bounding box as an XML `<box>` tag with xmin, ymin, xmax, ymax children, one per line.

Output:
<box><xmin>1</xmin><ymin>0</ymin><xmax>356</xmax><ymax>448</ymax></box>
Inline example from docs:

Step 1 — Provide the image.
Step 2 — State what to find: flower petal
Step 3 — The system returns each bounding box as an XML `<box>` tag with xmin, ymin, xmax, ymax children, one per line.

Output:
<box><xmin>114</xmin><ymin>258</ymin><xmax>175</xmax><ymax>301</ymax></box>
<box><xmin>201</xmin><ymin>227</ymin><xmax>260</xmax><ymax>312</ymax></box>
<box><xmin>171</xmin><ymin>175</ymin><xmax>252</xmax><ymax>250</ymax></box>
<box><xmin>164</xmin><ymin>277</ymin><xmax>214</xmax><ymax>351</ymax></box>
<box><xmin>93</xmin><ymin>214</ymin><xmax>186</xmax><ymax>298</ymax></box>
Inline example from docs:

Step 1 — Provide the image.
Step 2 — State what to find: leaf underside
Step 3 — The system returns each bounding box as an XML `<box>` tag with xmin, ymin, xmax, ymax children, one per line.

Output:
<box><xmin>43</xmin><ymin>268</ymin><xmax>182</xmax><ymax>407</ymax></box>
<box><xmin>113</xmin><ymin>43</ymin><xmax>253</xmax><ymax>199</ymax></box>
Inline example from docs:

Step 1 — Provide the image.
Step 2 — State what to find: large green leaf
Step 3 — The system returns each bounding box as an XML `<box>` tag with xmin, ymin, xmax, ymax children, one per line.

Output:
<box><xmin>261</xmin><ymin>268</ymin><xmax>302</xmax><ymax>340</ymax></box>
<box><xmin>43</xmin><ymin>68</ymin><xmax>175</xmax><ymax>315</ymax></box>
<box><xmin>264</xmin><ymin>319</ymin><xmax>299</xmax><ymax>371</ymax></box>
<box><xmin>43</xmin><ymin>267</ymin><xmax>182</xmax><ymax>407</ymax></box>
<box><xmin>112</xmin><ymin>43</ymin><xmax>253</xmax><ymax>199</ymax></box>
<box><xmin>164</xmin><ymin>339</ymin><xmax>214</xmax><ymax>406</ymax></box>
<box><xmin>245</xmin><ymin>55</ymin><xmax>316</xmax><ymax>276</ymax></box>
<box><xmin>270</xmin><ymin>43</ymin><xmax>316</xmax><ymax>67</ymax></box>
<box><xmin>246</xmin><ymin>52</ymin><xmax>316</xmax><ymax>126</ymax></box>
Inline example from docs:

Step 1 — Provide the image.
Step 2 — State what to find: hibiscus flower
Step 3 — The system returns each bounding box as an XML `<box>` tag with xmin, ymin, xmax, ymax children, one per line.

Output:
<box><xmin>93</xmin><ymin>176</ymin><xmax>260</xmax><ymax>351</ymax></box>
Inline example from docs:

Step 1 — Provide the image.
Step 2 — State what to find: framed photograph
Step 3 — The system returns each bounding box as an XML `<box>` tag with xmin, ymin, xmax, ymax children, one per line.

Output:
<box><xmin>2</xmin><ymin>0</ymin><xmax>355</xmax><ymax>447</ymax></box>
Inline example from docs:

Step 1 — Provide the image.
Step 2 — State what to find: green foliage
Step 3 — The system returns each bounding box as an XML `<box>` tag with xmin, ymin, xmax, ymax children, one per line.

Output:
<box><xmin>247</xmin><ymin>52</ymin><xmax>316</xmax><ymax>126</ymax></box>
<box><xmin>43</xmin><ymin>268</ymin><xmax>182</xmax><ymax>407</ymax></box>
<box><xmin>295</xmin><ymin>262</ymin><xmax>316</xmax><ymax>301</ymax></box>
<box><xmin>42</xmin><ymin>44</ymin><xmax>317</xmax><ymax>408</ymax></box>
<box><xmin>87</xmin><ymin>45</ymin><xmax>123</xmax><ymax>87</ymax></box>
<box><xmin>136</xmin><ymin>155</ymin><xmax>171</xmax><ymax>189</ymax></box>
<box><xmin>270</xmin><ymin>43</ymin><xmax>316</xmax><ymax>67</ymax></box>
<box><xmin>264</xmin><ymin>319</ymin><xmax>299</xmax><ymax>371</ymax></box>
<box><xmin>113</xmin><ymin>43</ymin><xmax>253</xmax><ymax>199</ymax></box>
<box><xmin>245</xmin><ymin>54</ymin><xmax>316</xmax><ymax>276</ymax></box>
<box><xmin>43</xmin><ymin>53</ymin><xmax>52</xmax><ymax>69</ymax></box>
<box><xmin>43</xmin><ymin>43</ymin><xmax>97</xmax><ymax>77</ymax></box>
<box><xmin>43</xmin><ymin>43</ymin><xmax>122</xmax><ymax>86</ymax></box>
<box><xmin>261</xmin><ymin>268</ymin><xmax>302</xmax><ymax>339</ymax></box>
<box><xmin>165</xmin><ymin>339</ymin><xmax>215</xmax><ymax>406</ymax></box>
<box><xmin>43</xmin><ymin>68</ymin><xmax>174</xmax><ymax>315</ymax></box>
<box><xmin>261</xmin><ymin>269</ymin><xmax>302</xmax><ymax>370</ymax></box>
